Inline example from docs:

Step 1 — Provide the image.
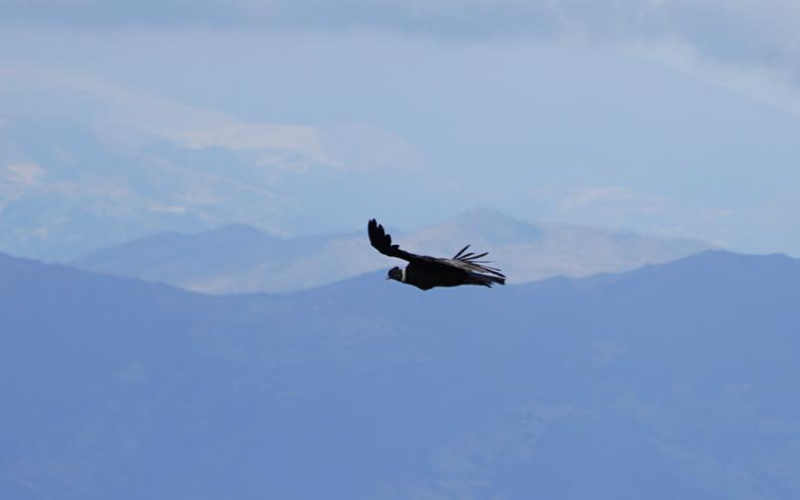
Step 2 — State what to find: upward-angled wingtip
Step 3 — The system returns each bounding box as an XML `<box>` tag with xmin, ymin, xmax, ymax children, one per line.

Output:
<box><xmin>368</xmin><ymin>219</ymin><xmax>382</xmax><ymax>241</ymax></box>
<box><xmin>368</xmin><ymin>218</ymin><xmax>392</xmax><ymax>253</ymax></box>
<box><xmin>368</xmin><ymin>218</ymin><xmax>382</xmax><ymax>237</ymax></box>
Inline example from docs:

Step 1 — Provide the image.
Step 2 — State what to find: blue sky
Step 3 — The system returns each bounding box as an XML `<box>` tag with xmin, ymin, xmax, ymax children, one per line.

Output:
<box><xmin>2</xmin><ymin>1</ymin><xmax>800</xmax><ymax>256</ymax></box>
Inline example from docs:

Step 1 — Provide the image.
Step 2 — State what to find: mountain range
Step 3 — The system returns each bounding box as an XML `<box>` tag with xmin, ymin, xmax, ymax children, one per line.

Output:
<box><xmin>71</xmin><ymin>208</ymin><xmax>712</xmax><ymax>294</ymax></box>
<box><xmin>2</xmin><ymin>249</ymin><xmax>799</xmax><ymax>498</ymax></box>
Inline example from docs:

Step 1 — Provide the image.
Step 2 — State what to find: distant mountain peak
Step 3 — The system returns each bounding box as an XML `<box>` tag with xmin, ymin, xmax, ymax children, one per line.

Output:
<box><xmin>203</xmin><ymin>223</ymin><xmax>281</xmax><ymax>240</ymax></box>
<box><xmin>421</xmin><ymin>208</ymin><xmax>542</xmax><ymax>246</ymax></box>
<box><xmin>453</xmin><ymin>206</ymin><xmax>527</xmax><ymax>225</ymax></box>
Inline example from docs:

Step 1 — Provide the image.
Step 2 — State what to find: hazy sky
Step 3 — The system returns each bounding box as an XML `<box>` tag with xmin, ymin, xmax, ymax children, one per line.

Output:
<box><xmin>3</xmin><ymin>1</ymin><xmax>800</xmax><ymax>256</ymax></box>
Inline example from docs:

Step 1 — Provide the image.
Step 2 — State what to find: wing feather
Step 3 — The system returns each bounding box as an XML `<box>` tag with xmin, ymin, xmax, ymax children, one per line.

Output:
<box><xmin>453</xmin><ymin>245</ymin><xmax>471</xmax><ymax>259</ymax></box>
<box><xmin>368</xmin><ymin>219</ymin><xmax>421</xmax><ymax>262</ymax></box>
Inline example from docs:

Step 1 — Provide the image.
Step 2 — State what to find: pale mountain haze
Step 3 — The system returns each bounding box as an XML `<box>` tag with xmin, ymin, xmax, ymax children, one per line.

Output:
<box><xmin>73</xmin><ymin>208</ymin><xmax>712</xmax><ymax>294</ymax></box>
<box><xmin>2</xmin><ymin>2</ymin><xmax>799</xmax><ymax>498</ymax></box>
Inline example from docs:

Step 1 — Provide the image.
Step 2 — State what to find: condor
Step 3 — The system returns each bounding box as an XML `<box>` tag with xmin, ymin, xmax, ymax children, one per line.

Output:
<box><xmin>368</xmin><ymin>219</ymin><xmax>506</xmax><ymax>290</ymax></box>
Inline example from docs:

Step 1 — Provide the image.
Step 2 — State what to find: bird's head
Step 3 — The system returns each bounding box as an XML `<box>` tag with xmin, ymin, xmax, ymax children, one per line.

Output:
<box><xmin>387</xmin><ymin>266</ymin><xmax>404</xmax><ymax>282</ymax></box>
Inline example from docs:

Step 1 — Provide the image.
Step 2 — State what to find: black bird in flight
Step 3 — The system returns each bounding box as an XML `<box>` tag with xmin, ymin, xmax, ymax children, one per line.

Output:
<box><xmin>368</xmin><ymin>219</ymin><xmax>506</xmax><ymax>290</ymax></box>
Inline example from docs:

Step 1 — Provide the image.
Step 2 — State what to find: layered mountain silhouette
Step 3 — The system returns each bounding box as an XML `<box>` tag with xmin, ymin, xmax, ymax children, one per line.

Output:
<box><xmin>72</xmin><ymin>208</ymin><xmax>712</xmax><ymax>294</ymax></box>
<box><xmin>3</xmin><ymin>249</ymin><xmax>799</xmax><ymax>498</ymax></box>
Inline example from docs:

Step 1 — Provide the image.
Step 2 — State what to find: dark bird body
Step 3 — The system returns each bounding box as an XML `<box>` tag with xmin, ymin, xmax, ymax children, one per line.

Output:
<box><xmin>368</xmin><ymin>219</ymin><xmax>506</xmax><ymax>290</ymax></box>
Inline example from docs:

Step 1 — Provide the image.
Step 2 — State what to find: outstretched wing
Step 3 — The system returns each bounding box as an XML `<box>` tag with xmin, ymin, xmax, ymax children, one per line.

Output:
<box><xmin>368</xmin><ymin>218</ymin><xmax>506</xmax><ymax>284</ymax></box>
<box><xmin>368</xmin><ymin>219</ymin><xmax>422</xmax><ymax>262</ymax></box>
<box><xmin>440</xmin><ymin>244</ymin><xmax>506</xmax><ymax>279</ymax></box>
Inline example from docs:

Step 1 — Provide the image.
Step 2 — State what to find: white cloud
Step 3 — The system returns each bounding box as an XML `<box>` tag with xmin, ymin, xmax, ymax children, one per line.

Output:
<box><xmin>620</xmin><ymin>39</ymin><xmax>800</xmax><ymax>120</ymax></box>
<box><xmin>4</xmin><ymin>1</ymin><xmax>800</xmax><ymax>77</ymax></box>
<box><xmin>557</xmin><ymin>186</ymin><xmax>637</xmax><ymax>210</ymax></box>
<box><xmin>2</xmin><ymin>162</ymin><xmax>45</xmax><ymax>187</ymax></box>
<box><xmin>528</xmin><ymin>185</ymin><xmax>736</xmax><ymax>246</ymax></box>
<box><xmin>32</xmin><ymin>226</ymin><xmax>49</xmax><ymax>240</ymax></box>
<box><xmin>149</xmin><ymin>204</ymin><xmax>187</xmax><ymax>214</ymax></box>
<box><xmin>0</xmin><ymin>163</ymin><xmax>46</xmax><ymax>217</ymax></box>
<box><xmin>0</xmin><ymin>66</ymin><xmax>421</xmax><ymax>173</ymax></box>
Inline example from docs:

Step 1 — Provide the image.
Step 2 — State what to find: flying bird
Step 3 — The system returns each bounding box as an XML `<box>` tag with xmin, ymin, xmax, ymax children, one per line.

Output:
<box><xmin>368</xmin><ymin>219</ymin><xmax>506</xmax><ymax>290</ymax></box>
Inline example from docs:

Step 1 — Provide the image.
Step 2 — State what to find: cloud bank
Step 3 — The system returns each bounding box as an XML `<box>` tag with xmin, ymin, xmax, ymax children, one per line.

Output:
<box><xmin>3</xmin><ymin>1</ymin><xmax>799</xmax><ymax>76</ymax></box>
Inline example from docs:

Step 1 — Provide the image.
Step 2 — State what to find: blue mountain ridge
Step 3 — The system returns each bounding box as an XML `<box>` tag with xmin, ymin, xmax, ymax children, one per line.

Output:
<box><xmin>1</xmin><ymin>250</ymin><xmax>799</xmax><ymax>499</ymax></box>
